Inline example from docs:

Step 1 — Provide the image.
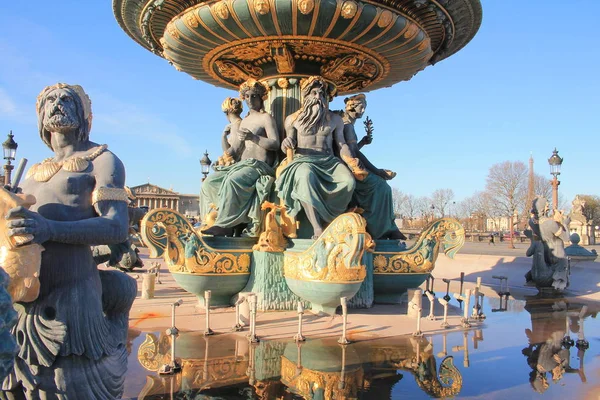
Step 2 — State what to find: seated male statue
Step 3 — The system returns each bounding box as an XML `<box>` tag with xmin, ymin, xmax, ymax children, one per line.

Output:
<box><xmin>1</xmin><ymin>83</ymin><xmax>136</xmax><ymax>399</ymax></box>
<box><xmin>339</xmin><ymin>94</ymin><xmax>406</xmax><ymax>240</ymax></box>
<box><xmin>201</xmin><ymin>79</ymin><xmax>279</xmax><ymax>237</ymax></box>
<box><xmin>275</xmin><ymin>76</ymin><xmax>355</xmax><ymax>238</ymax></box>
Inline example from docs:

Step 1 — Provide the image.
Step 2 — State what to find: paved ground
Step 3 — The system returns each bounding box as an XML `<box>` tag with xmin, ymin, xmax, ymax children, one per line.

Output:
<box><xmin>121</xmin><ymin>241</ymin><xmax>600</xmax><ymax>340</ymax></box>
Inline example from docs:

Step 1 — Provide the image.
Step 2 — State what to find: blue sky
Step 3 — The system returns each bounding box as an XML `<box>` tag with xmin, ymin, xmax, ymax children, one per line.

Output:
<box><xmin>0</xmin><ymin>1</ymin><xmax>598</xmax><ymax>202</ymax></box>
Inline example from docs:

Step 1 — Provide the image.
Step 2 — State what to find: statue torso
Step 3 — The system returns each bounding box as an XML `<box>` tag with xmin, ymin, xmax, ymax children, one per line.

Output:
<box><xmin>239</xmin><ymin>112</ymin><xmax>276</xmax><ymax>166</ymax></box>
<box><xmin>294</xmin><ymin>113</ymin><xmax>336</xmax><ymax>156</ymax></box>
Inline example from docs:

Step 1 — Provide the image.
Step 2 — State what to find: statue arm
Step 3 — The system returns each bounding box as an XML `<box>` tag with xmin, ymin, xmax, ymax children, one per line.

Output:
<box><xmin>246</xmin><ymin>114</ymin><xmax>280</xmax><ymax>151</ymax></box>
<box><xmin>7</xmin><ymin>152</ymin><xmax>129</xmax><ymax>246</ymax></box>
<box><xmin>281</xmin><ymin>114</ymin><xmax>297</xmax><ymax>151</ymax></box>
<box><xmin>221</xmin><ymin>124</ymin><xmax>231</xmax><ymax>152</ymax></box>
<box><xmin>333</xmin><ymin>115</ymin><xmax>350</xmax><ymax>157</ymax></box>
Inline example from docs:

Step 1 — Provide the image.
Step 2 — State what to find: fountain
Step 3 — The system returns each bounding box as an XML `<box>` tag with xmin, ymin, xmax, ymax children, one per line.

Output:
<box><xmin>114</xmin><ymin>0</ymin><xmax>480</xmax><ymax>313</ymax></box>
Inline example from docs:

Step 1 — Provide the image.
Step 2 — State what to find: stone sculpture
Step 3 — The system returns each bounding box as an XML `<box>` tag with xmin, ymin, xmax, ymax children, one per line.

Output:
<box><xmin>201</xmin><ymin>81</ymin><xmax>279</xmax><ymax>237</ymax></box>
<box><xmin>338</xmin><ymin>94</ymin><xmax>405</xmax><ymax>240</ymax></box>
<box><xmin>1</xmin><ymin>83</ymin><xmax>136</xmax><ymax>399</ymax></box>
<box><xmin>524</xmin><ymin>197</ymin><xmax>570</xmax><ymax>292</ymax></box>
<box><xmin>275</xmin><ymin>76</ymin><xmax>356</xmax><ymax>238</ymax></box>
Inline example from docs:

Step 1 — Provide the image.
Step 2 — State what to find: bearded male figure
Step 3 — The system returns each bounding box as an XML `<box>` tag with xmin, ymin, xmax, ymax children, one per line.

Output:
<box><xmin>338</xmin><ymin>94</ymin><xmax>405</xmax><ymax>240</ymax></box>
<box><xmin>1</xmin><ymin>84</ymin><xmax>136</xmax><ymax>399</ymax></box>
<box><xmin>275</xmin><ymin>76</ymin><xmax>355</xmax><ymax>238</ymax></box>
<box><xmin>201</xmin><ymin>80</ymin><xmax>279</xmax><ymax>237</ymax></box>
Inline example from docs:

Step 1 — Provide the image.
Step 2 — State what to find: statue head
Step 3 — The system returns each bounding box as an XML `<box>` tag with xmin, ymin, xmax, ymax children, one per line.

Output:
<box><xmin>239</xmin><ymin>79</ymin><xmax>268</xmax><ymax>112</ymax></box>
<box><xmin>221</xmin><ymin>97</ymin><xmax>243</xmax><ymax>117</ymax></box>
<box><xmin>36</xmin><ymin>83</ymin><xmax>92</xmax><ymax>150</ymax></box>
<box><xmin>344</xmin><ymin>93</ymin><xmax>367</xmax><ymax>120</ymax></box>
<box><xmin>297</xmin><ymin>76</ymin><xmax>335</xmax><ymax>133</ymax></box>
<box><xmin>531</xmin><ymin>197</ymin><xmax>548</xmax><ymax>218</ymax></box>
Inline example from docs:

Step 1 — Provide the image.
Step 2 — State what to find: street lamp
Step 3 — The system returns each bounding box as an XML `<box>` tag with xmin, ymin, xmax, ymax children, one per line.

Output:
<box><xmin>200</xmin><ymin>150</ymin><xmax>212</xmax><ymax>182</ymax></box>
<box><xmin>2</xmin><ymin>131</ymin><xmax>18</xmax><ymax>187</ymax></box>
<box><xmin>548</xmin><ymin>148</ymin><xmax>563</xmax><ymax>211</ymax></box>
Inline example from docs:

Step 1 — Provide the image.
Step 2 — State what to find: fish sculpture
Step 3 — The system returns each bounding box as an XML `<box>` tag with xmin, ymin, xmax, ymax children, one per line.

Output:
<box><xmin>0</xmin><ymin>187</ymin><xmax>43</xmax><ymax>302</ymax></box>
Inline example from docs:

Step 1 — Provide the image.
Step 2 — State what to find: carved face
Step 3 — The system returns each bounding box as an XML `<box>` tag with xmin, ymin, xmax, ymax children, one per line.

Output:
<box><xmin>254</xmin><ymin>0</ymin><xmax>269</xmax><ymax>15</ymax></box>
<box><xmin>347</xmin><ymin>100</ymin><xmax>366</xmax><ymax>119</ymax></box>
<box><xmin>244</xmin><ymin>89</ymin><xmax>263</xmax><ymax>111</ymax></box>
<box><xmin>43</xmin><ymin>88</ymin><xmax>81</xmax><ymax>133</ymax></box>
<box><xmin>306</xmin><ymin>85</ymin><xmax>328</xmax><ymax>107</ymax></box>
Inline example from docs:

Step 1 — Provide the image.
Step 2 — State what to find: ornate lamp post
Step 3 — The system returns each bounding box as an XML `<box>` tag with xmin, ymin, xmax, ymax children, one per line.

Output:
<box><xmin>548</xmin><ymin>148</ymin><xmax>563</xmax><ymax>211</ymax></box>
<box><xmin>2</xmin><ymin>131</ymin><xmax>18</xmax><ymax>187</ymax></box>
<box><xmin>200</xmin><ymin>151</ymin><xmax>211</xmax><ymax>182</ymax></box>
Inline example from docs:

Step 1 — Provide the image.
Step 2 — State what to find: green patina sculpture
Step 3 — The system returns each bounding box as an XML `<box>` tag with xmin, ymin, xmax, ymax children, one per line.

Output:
<box><xmin>1</xmin><ymin>84</ymin><xmax>136</xmax><ymax>399</ymax></box>
<box><xmin>200</xmin><ymin>80</ymin><xmax>279</xmax><ymax>237</ymax></box>
<box><xmin>275</xmin><ymin>76</ymin><xmax>355</xmax><ymax>238</ymax></box>
<box><xmin>525</xmin><ymin>197</ymin><xmax>571</xmax><ymax>292</ymax></box>
<box><xmin>338</xmin><ymin>94</ymin><xmax>405</xmax><ymax>240</ymax></box>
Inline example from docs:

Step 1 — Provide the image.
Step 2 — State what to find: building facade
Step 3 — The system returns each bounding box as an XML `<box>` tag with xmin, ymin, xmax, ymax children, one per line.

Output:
<box><xmin>129</xmin><ymin>183</ymin><xmax>199</xmax><ymax>218</ymax></box>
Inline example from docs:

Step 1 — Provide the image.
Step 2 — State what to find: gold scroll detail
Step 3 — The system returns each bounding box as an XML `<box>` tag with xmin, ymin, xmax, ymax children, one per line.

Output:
<box><xmin>140</xmin><ymin>208</ymin><xmax>251</xmax><ymax>274</ymax></box>
<box><xmin>281</xmin><ymin>356</ymin><xmax>364</xmax><ymax>400</ymax></box>
<box><xmin>215</xmin><ymin>60</ymin><xmax>263</xmax><ymax>84</ymax></box>
<box><xmin>205</xmin><ymin>37</ymin><xmax>388</xmax><ymax>94</ymax></box>
<box><xmin>283</xmin><ymin>213</ymin><xmax>370</xmax><ymax>283</ymax></box>
<box><xmin>371</xmin><ymin>341</ymin><xmax>463</xmax><ymax>398</ymax></box>
<box><xmin>373</xmin><ymin>218</ymin><xmax>465</xmax><ymax>274</ymax></box>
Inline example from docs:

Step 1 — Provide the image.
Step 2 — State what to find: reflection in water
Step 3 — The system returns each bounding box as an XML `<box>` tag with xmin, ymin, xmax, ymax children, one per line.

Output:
<box><xmin>523</xmin><ymin>296</ymin><xmax>596</xmax><ymax>394</ymax></box>
<box><xmin>136</xmin><ymin>333</ymin><xmax>463</xmax><ymax>399</ymax></box>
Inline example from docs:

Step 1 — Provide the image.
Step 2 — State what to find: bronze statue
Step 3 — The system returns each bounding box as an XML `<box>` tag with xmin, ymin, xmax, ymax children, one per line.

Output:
<box><xmin>524</xmin><ymin>197</ymin><xmax>570</xmax><ymax>291</ymax></box>
<box><xmin>201</xmin><ymin>80</ymin><xmax>279</xmax><ymax>237</ymax></box>
<box><xmin>1</xmin><ymin>83</ymin><xmax>136</xmax><ymax>399</ymax></box>
<box><xmin>275</xmin><ymin>76</ymin><xmax>356</xmax><ymax>238</ymax></box>
<box><xmin>338</xmin><ymin>94</ymin><xmax>405</xmax><ymax>240</ymax></box>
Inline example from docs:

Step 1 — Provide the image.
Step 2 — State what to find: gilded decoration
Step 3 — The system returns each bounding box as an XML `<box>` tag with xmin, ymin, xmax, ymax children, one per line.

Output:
<box><xmin>253</xmin><ymin>202</ymin><xmax>292</xmax><ymax>253</ymax></box>
<box><xmin>378</xmin><ymin>10</ymin><xmax>393</xmax><ymax>28</ymax></box>
<box><xmin>254</xmin><ymin>0</ymin><xmax>270</xmax><ymax>15</ymax></box>
<box><xmin>137</xmin><ymin>333</ymin><xmax>171</xmax><ymax>372</ymax></box>
<box><xmin>298</xmin><ymin>0</ymin><xmax>315</xmax><ymax>15</ymax></box>
<box><xmin>371</xmin><ymin>342</ymin><xmax>463</xmax><ymax>397</ymax></box>
<box><xmin>277</xmin><ymin>77</ymin><xmax>289</xmax><ymax>89</ymax></box>
<box><xmin>280</xmin><ymin>357</ymin><xmax>364</xmax><ymax>400</ymax></box>
<box><xmin>204</xmin><ymin>37</ymin><xmax>388</xmax><ymax>94</ymax></box>
<box><xmin>167</xmin><ymin>23</ymin><xmax>180</xmax><ymax>39</ymax></box>
<box><xmin>341</xmin><ymin>1</ymin><xmax>358</xmax><ymax>19</ymax></box>
<box><xmin>184</xmin><ymin>12</ymin><xmax>199</xmax><ymax>28</ymax></box>
<box><xmin>405</xmin><ymin>22</ymin><xmax>419</xmax><ymax>39</ymax></box>
<box><xmin>373</xmin><ymin>218</ymin><xmax>465</xmax><ymax>274</ymax></box>
<box><xmin>215</xmin><ymin>60</ymin><xmax>263</xmax><ymax>83</ymax></box>
<box><xmin>271</xmin><ymin>44</ymin><xmax>295</xmax><ymax>74</ymax></box>
<box><xmin>140</xmin><ymin>208</ymin><xmax>251</xmax><ymax>274</ymax></box>
<box><xmin>116</xmin><ymin>0</ymin><xmax>483</xmax><ymax>93</ymax></box>
<box><xmin>283</xmin><ymin>213</ymin><xmax>370</xmax><ymax>283</ymax></box>
<box><xmin>213</xmin><ymin>1</ymin><xmax>229</xmax><ymax>20</ymax></box>
<box><xmin>182</xmin><ymin>357</ymin><xmax>248</xmax><ymax>389</ymax></box>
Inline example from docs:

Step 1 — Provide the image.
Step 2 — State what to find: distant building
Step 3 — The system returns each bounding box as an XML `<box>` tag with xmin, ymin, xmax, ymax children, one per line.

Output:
<box><xmin>129</xmin><ymin>183</ymin><xmax>199</xmax><ymax>218</ymax></box>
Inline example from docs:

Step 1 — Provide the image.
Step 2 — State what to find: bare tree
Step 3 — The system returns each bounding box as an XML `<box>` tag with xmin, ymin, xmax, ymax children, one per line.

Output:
<box><xmin>400</xmin><ymin>193</ymin><xmax>420</xmax><ymax>223</ymax></box>
<box><xmin>431</xmin><ymin>188</ymin><xmax>455</xmax><ymax>217</ymax></box>
<box><xmin>485</xmin><ymin>161</ymin><xmax>528</xmax><ymax>219</ymax></box>
<box><xmin>533</xmin><ymin>174</ymin><xmax>552</xmax><ymax>201</ymax></box>
<box><xmin>391</xmin><ymin>188</ymin><xmax>405</xmax><ymax>218</ymax></box>
<box><xmin>578</xmin><ymin>195</ymin><xmax>600</xmax><ymax>226</ymax></box>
